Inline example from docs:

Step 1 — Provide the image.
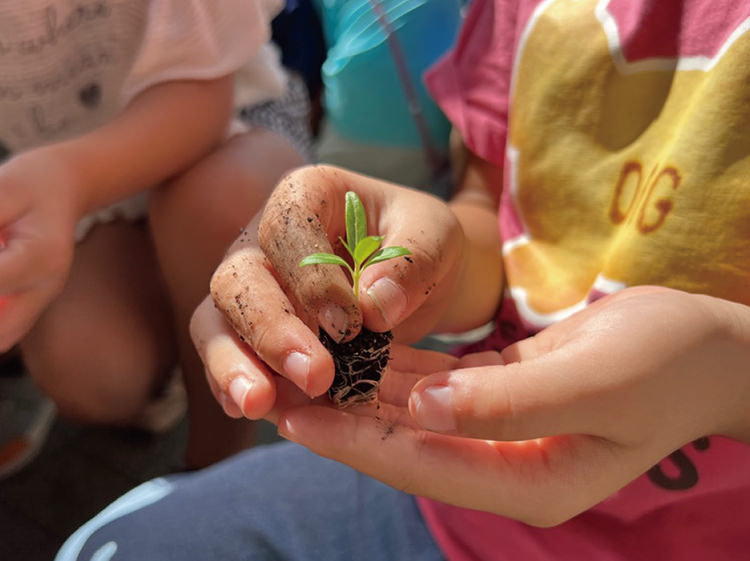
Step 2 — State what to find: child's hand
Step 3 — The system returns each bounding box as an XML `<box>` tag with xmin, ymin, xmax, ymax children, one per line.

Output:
<box><xmin>0</xmin><ymin>151</ymin><xmax>79</xmax><ymax>350</ymax></box>
<box><xmin>192</xmin><ymin>165</ymin><xmax>466</xmax><ymax>416</ymax></box>
<box><xmin>271</xmin><ymin>287</ymin><xmax>750</xmax><ymax>525</ymax></box>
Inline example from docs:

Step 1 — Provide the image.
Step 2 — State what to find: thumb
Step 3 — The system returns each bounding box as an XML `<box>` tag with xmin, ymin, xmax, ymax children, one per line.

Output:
<box><xmin>407</xmin><ymin>352</ymin><xmax>599</xmax><ymax>441</ymax></box>
<box><xmin>358</xmin><ymin>197</ymin><xmax>464</xmax><ymax>336</ymax></box>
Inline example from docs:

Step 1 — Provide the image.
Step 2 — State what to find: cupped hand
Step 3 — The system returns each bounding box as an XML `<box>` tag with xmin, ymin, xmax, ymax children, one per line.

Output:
<box><xmin>196</xmin><ymin>165</ymin><xmax>465</xmax><ymax>417</ymax></box>
<box><xmin>0</xmin><ymin>150</ymin><xmax>80</xmax><ymax>350</ymax></box>
<box><xmin>271</xmin><ymin>286</ymin><xmax>750</xmax><ymax>526</ymax></box>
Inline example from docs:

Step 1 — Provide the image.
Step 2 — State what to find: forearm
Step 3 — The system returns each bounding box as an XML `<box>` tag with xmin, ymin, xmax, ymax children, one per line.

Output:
<box><xmin>35</xmin><ymin>75</ymin><xmax>234</xmax><ymax>218</ymax></box>
<box><xmin>434</xmin><ymin>140</ymin><xmax>505</xmax><ymax>333</ymax></box>
<box><xmin>435</xmin><ymin>198</ymin><xmax>504</xmax><ymax>332</ymax></box>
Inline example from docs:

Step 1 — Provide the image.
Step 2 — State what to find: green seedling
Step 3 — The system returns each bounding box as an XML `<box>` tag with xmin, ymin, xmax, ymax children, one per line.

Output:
<box><xmin>299</xmin><ymin>191</ymin><xmax>410</xmax><ymax>299</ymax></box>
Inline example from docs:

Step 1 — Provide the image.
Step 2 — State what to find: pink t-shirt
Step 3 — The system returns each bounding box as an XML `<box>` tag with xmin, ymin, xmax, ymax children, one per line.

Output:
<box><xmin>422</xmin><ymin>0</ymin><xmax>750</xmax><ymax>558</ymax></box>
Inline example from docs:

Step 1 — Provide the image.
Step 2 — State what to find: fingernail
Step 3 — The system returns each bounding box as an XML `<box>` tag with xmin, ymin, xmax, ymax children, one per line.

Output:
<box><xmin>218</xmin><ymin>391</ymin><xmax>243</xmax><ymax>419</ymax></box>
<box><xmin>229</xmin><ymin>377</ymin><xmax>252</xmax><ymax>413</ymax></box>
<box><xmin>366</xmin><ymin>278</ymin><xmax>407</xmax><ymax>329</ymax></box>
<box><xmin>277</xmin><ymin>417</ymin><xmax>300</xmax><ymax>443</ymax></box>
<box><xmin>218</xmin><ymin>390</ymin><xmax>231</xmax><ymax>410</ymax></box>
<box><xmin>284</xmin><ymin>351</ymin><xmax>311</xmax><ymax>395</ymax></box>
<box><xmin>410</xmin><ymin>385</ymin><xmax>456</xmax><ymax>432</ymax></box>
<box><xmin>319</xmin><ymin>304</ymin><xmax>349</xmax><ymax>342</ymax></box>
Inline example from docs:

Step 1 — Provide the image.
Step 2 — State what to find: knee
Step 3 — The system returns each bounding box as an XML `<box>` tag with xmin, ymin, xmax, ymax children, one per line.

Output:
<box><xmin>149</xmin><ymin>132</ymin><xmax>305</xmax><ymax>242</ymax></box>
<box><xmin>149</xmin><ymin>148</ymin><xmax>243</xmax><ymax>239</ymax></box>
<box><xmin>22</xmin><ymin>321</ymin><xmax>163</xmax><ymax>425</ymax></box>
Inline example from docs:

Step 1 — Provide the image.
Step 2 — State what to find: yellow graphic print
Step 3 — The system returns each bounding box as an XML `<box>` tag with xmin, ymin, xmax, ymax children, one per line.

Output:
<box><xmin>503</xmin><ymin>0</ymin><xmax>750</xmax><ymax>318</ymax></box>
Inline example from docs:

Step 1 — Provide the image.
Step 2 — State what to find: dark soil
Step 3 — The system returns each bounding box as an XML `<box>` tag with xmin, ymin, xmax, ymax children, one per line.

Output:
<box><xmin>319</xmin><ymin>327</ymin><xmax>393</xmax><ymax>408</ymax></box>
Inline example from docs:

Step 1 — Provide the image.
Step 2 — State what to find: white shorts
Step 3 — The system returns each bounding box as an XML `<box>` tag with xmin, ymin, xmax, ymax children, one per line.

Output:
<box><xmin>74</xmin><ymin>191</ymin><xmax>151</xmax><ymax>242</ymax></box>
<box><xmin>72</xmin><ymin>114</ymin><xmax>259</xmax><ymax>243</ymax></box>
<box><xmin>73</xmin><ymin>116</ymin><xmax>248</xmax><ymax>243</ymax></box>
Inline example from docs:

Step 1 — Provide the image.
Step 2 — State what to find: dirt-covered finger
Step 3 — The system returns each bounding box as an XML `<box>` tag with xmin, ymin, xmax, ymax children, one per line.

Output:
<box><xmin>210</xmin><ymin>246</ymin><xmax>335</xmax><ymax>398</ymax></box>
<box><xmin>258</xmin><ymin>166</ymin><xmax>362</xmax><ymax>342</ymax></box>
<box><xmin>190</xmin><ymin>296</ymin><xmax>277</xmax><ymax>418</ymax></box>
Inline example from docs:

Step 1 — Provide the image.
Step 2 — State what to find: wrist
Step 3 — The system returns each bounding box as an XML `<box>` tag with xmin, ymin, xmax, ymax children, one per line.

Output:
<box><xmin>28</xmin><ymin>143</ymin><xmax>94</xmax><ymax>220</ymax></box>
<box><xmin>11</xmin><ymin>146</ymin><xmax>88</xmax><ymax>223</ymax></box>
<box><xmin>435</xmin><ymin>199</ymin><xmax>503</xmax><ymax>332</ymax></box>
<box><xmin>696</xmin><ymin>294</ymin><xmax>750</xmax><ymax>443</ymax></box>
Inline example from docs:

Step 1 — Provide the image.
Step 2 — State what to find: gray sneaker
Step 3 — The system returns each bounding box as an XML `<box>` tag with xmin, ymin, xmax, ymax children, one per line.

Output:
<box><xmin>0</xmin><ymin>360</ymin><xmax>56</xmax><ymax>479</ymax></box>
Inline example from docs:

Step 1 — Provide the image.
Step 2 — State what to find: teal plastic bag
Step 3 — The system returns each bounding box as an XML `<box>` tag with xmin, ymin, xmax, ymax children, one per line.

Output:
<box><xmin>316</xmin><ymin>0</ymin><xmax>463</xmax><ymax>150</ymax></box>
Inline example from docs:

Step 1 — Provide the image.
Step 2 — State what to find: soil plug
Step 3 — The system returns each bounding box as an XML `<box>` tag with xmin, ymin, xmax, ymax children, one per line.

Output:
<box><xmin>300</xmin><ymin>191</ymin><xmax>410</xmax><ymax>407</ymax></box>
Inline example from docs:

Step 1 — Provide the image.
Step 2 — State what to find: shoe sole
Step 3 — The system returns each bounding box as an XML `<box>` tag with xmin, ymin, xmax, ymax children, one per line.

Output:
<box><xmin>0</xmin><ymin>400</ymin><xmax>56</xmax><ymax>479</ymax></box>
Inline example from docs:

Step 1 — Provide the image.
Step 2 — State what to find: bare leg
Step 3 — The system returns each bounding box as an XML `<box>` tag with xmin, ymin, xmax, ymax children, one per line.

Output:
<box><xmin>150</xmin><ymin>129</ymin><xmax>305</xmax><ymax>467</ymax></box>
<box><xmin>20</xmin><ymin>221</ymin><xmax>176</xmax><ymax>425</ymax></box>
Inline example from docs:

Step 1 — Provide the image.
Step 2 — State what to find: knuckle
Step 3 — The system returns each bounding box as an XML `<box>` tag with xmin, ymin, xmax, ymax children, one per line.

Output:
<box><xmin>258</xmin><ymin>166</ymin><xmax>326</xmax><ymax>244</ymax></box>
<box><xmin>243</xmin><ymin>317</ymin><xmax>285</xmax><ymax>360</ymax></box>
<box><xmin>257</xmin><ymin>207</ymin><xmax>284</xmax><ymax>250</ymax></box>
<box><xmin>259</xmin><ymin>164</ymin><xmax>340</xmax><ymax>250</ymax></box>
<box><xmin>209</xmin><ymin>260</ymin><xmax>260</xmax><ymax>339</ymax></box>
<box><xmin>408</xmin><ymin>243</ymin><xmax>443</xmax><ymax>277</ymax></box>
<box><xmin>367</xmin><ymin>244</ymin><xmax>439</xmax><ymax>301</ymax></box>
<box><xmin>247</xmin><ymin>320</ymin><xmax>272</xmax><ymax>352</ymax></box>
<box><xmin>455</xmin><ymin>379</ymin><xmax>515</xmax><ymax>440</ymax></box>
<box><xmin>209</xmin><ymin>260</ymin><xmax>237</xmax><ymax>299</ymax></box>
<box><xmin>210</xmin><ymin>250</ymin><xmax>264</xmax><ymax>303</ymax></box>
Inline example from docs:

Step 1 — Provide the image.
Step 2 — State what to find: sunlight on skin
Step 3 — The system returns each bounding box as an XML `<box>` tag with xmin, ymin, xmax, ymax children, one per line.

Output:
<box><xmin>0</xmin><ymin>234</ymin><xmax>9</xmax><ymax>313</ymax></box>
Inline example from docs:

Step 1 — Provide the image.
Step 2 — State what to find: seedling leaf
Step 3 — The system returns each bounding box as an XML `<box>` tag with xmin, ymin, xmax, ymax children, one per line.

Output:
<box><xmin>339</xmin><ymin>236</ymin><xmax>352</xmax><ymax>255</ymax></box>
<box><xmin>300</xmin><ymin>253</ymin><xmax>350</xmax><ymax>269</ymax></box>
<box><xmin>365</xmin><ymin>246</ymin><xmax>411</xmax><ymax>267</ymax></box>
<box><xmin>353</xmin><ymin>235</ymin><xmax>383</xmax><ymax>265</ymax></box>
<box><xmin>345</xmin><ymin>191</ymin><xmax>367</xmax><ymax>249</ymax></box>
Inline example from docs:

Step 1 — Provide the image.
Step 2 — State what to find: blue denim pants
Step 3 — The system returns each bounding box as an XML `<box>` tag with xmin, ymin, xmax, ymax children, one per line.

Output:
<box><xmin>56</xmin><ymin>442</ymin><xmax>444</xmax><ymax>561</ymax></box>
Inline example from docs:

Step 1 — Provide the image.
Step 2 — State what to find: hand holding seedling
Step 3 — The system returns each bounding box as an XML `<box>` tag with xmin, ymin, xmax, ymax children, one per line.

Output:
<box><xmin>299</xmin><ymin>191</ymin><xmax>410</xmax><ymax>406</ymax></box>
<box><xmin>195</xmin><ymin>165</ymin><xmax>464</xmax><ymax>418</ymax></box>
